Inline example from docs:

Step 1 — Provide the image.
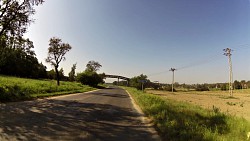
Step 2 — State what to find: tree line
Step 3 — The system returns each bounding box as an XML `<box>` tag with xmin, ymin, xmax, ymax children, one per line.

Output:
<box><xmin>0</xmin><ymin>0</ymin><xmax>105</xmax><ymax>87</ymax></box>
<box><xmin>0</xmin><ymin>0</ymin><xmax>46</xmax><ymax>78</ymax></box>
<box><xmin>116</xmin><ymin>74</ymin><xmax>250</xmax><ymax>92</ymax></box>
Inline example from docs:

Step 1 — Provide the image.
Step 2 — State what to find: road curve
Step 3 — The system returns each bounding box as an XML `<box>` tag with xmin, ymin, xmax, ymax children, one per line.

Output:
<box><xmin>0</xmin><ymin>86</ymin><xmax>160</xmax><ymax>141</ymax></box>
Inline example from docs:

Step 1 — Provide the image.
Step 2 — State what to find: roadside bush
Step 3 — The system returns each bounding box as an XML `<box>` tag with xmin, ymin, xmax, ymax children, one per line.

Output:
<box><xmin>76</xmin><ymin>71</ymin><xmax>103</xmax><ymax>87</ymax></box>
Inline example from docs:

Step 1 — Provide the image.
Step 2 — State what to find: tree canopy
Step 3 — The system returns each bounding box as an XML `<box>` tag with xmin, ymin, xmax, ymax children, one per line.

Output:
<box><xmin>86</xmin><ymin>60</ymin><xmax>102</xmax><ymax>72</ymax></box>
<box><xmin>0</xmin><ymin>0</ymin><xmax>44</xmax><ymax>38</ymax></box>
<box><xmin>0</xmin><ymin>0</ymin><xmax>45</xmax><ymax>78</ymax></box>
<box><xmin>68</xmin><ymin>63</ymin><xmax>77</xmax><ymax>81</ymax></box>
<box><xmin>130</xmin><ymin>74</ymin><xmax>150</xmax><ymax>90</ymax></box>
<box><xmin>46</xmin><ymin>37</ymin><xmax>72</xmax><ymax>85</ymax></box>
<box><xmin>76</xmin><ymin>71</ymin><xmax>104</xmax><ymax>87</ymax></box>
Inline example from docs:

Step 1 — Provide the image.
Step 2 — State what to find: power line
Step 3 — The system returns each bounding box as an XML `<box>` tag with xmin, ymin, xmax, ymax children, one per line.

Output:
<box><xmin>147</xmin><ymin>53</ymin><xmax>222</xmax><ymax>77</ymax></box>
<box><xmin>176</xmin><ymin>53</ymin><xmax>223</xmax><ymax>71</ymax></box>
<box><xmin>230</xmin><ymin>44</ymin><xmax>250</xmax><ymax>51</ymax></box>
<box><xmin>146</xmin><ymin>44</ymin><xmax>249</xmax><ymax>83</ymax></box>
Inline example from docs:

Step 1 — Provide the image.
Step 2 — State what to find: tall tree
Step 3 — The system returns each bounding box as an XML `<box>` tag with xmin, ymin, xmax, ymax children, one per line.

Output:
<box><xmin>0</xmin><ymin>0</ymin><xmax>44</xmax><ymax>38</ymax></box>
<box><xmin>86</xmin><ymin>60</ymin><xmax>102</xmax><ymax>72</ymax></box>
<box><xmin>0</xmin><ymin>0</ymin><xmax>44</xmax><ymax>78</ymax></box>
<box><xmin>68</xmin><ymin>63</ymin><xmax>77</xmax><ymax>81</ymax></box>
<box><xmin>46</xmin><ymin>37</ymin><xmax>72</xmax><ymax>85</ymax></box>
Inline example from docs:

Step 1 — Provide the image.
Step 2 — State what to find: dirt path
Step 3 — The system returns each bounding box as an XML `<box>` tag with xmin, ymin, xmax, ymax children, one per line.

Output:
<box><xmin>148</xmin><ymin>90</ymin><xmax>250</xmax><ymax>121</ymax></box>
<box><xmin>0</xmin><ymin>87</ymin><xmax>160</xmax><ymax>141</ymax></box>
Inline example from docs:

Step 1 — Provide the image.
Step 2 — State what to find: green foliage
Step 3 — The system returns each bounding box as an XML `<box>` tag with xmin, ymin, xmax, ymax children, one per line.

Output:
<box><xmin>76</xmin><ymin>71</ymin><xmax>104</xmax><ymax>87</ymax></box>
<box><xmin>85</xmin><ymin>60</ymin><xmax>102</xmax><ymax>72</ymax></box>
<box><xmin>68</xmin><ymin>63</ymin><xmax>77</xmax><ymax>81</ymax></box>
<box><xmin>196</xmin><ymin>84</ymin><xmax>209</xmax><ymax>91</ymax></box>
<box><xmin>46</xmin><ymin>37</ymin><xmax>72</xmax><ymax>85</ymax></box>
<box><xmin>0</xmin><ymin>0</ymin><xmax>46</xmax><ymax>79</ymax></box>
<box><xmin>221</xmin><ymin>83</ymin><xmax>228</xmax><ymax>91</ymax></box>
<box><xmin>125</xmin><ymin>87</ymin><xmax>250</xmax><ymax>141</ymax></box>
<box><xmin>234</xmin><ymin>80</ymin><xmax>242</xmax><ymax>89</ymax></box>
<box><xmin>129</xmin><ymin>74</ymin><xmax>150</xmax><ymax>90</ymax></box>
<box><xmin>0</xmin><ymin>0</ymin><xmax>44</xmax><ymax>37</ymax></box>
<box><xmin>0</xmin><ymin>75</ymin><xmax>95</xmax><ymax>102</ymax></box>
<box><xmin>0</xmin><ymin>47</ymin><xmax>47</xmax><ymax>78</ymax></box>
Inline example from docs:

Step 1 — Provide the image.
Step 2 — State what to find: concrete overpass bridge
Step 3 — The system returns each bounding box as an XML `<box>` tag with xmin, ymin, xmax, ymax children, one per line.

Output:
<box><xmin>104</xmin><ymin>74</ymin><xmax>130</xmax><ymax>86</ymax></box>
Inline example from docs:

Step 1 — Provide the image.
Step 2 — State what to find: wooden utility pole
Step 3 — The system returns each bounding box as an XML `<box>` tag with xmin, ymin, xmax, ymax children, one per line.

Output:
<box><xmin>170</xmin><ymin>68</ymin><xmax>176</xmax><ymax>92</ymax></box>
<box><xmin>223</xmin><ymin>48</ymin><xmax>233</xmax><ymax>96</ymax></box>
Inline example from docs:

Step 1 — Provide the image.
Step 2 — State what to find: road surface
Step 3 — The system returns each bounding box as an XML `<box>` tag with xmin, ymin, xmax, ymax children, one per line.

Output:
<box><xmin>0</xmin><ymin>86</ymin><xmax>160</xmax><ymax>141</ymax></box>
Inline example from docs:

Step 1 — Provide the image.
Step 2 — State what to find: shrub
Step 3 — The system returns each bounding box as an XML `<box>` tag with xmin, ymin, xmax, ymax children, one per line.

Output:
<box><xmin>221</xmin><ymin>84</ymin><xmax>228</xmax><ymax>91</ymax></box>
<box><xmin>196</xmin><ymin>84</ymin><xmax>209</xmax><ymax>91</ymax></box>
<box><xmin>76</xmin><ymin>71</ymin><xmax>103</xmax><ymax>87</ymax></box>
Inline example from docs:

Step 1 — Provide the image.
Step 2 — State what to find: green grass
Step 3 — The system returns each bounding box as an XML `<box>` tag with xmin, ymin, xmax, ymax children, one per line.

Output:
<box><xmin>124</xmin><ymin>87</ymin><xmax>250</xmax><ymax>141</ymax></box>
<box><xmin>0</xmin><ymin>75</ymin><xmax>96</xmax><ymax>102</ymax></box>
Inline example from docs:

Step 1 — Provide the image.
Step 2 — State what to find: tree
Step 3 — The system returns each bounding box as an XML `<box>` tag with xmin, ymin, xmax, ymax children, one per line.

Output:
<box><xmin>0</xmin><ymin>0</ymin><xmax>45</xmax><ymax>78</ymax></box>
<box><xmin>234</xmin><ymin>80</ymin><xmax>242</xmax><ymax>89</ymax></box>
<box><xmin>240</xmin><ymin>80</ymin><xmax>246</xmax><ymax>89</ymax></box>
<box><xmin>0</xmin><ymin>0</ymin><xmax>44</xmax><ymax>38</ymax></box>
<box><xmin>195</xmin><ymin>84</ymin><xmax>209</xmax><ymax>91</ymax></box>
<box><xmin>37</xmin><ymin>62</ymin><xmax>47</xmax><ymax>78</ymax></box>
<box><xmin>47</xmin><ymin>69</ymin><xmax>56</xmax><ymax>80</ymax></box>
<box><xmin>46</xmin><ymin>37</ymin><xmax>72</xmax><ymax>85</ymax></box>
<box><xmin>76</xmin><ymin>71</ymin><xmax>104</xmax><ymax>87</ymax></box>
<box><xmin>130</xmin><ymin>74</ymin><xmax>150</xmax><ymax>90</ymax></box>
<box><xmin>247</xmin><ymin>81</ymin><xmax>250</xmax><ymax>89</ymax></box>
<box><xmin>86</xmin><ymin>60</ymin><xmax>102</xmax><ymax>72</ymax></box>
<box><xmin>59</xmin><ymin>68</ymin><xmax>65</xmax><ymax>81</ymax></box>
<box><xmin>68</xmin><ymin>63</ymin><xmax>77</xmax><ymax>81</ymax></box>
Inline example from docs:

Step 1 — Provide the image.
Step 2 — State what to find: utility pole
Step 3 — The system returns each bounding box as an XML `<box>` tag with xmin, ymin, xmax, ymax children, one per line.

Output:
<box><xmin>169</xmin><ymin>68</ymin><xmax>176</xmax><ymax>92</ymax></box>
<box><xmin>223</xmin><ymin>48</ymin><xmax>233</xmax><ymax>96</ymax></box>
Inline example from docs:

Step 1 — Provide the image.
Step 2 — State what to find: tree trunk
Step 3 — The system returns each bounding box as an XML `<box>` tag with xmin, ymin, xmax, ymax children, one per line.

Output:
<box><xmin>55</xmin><ymin>66</ymin><xmax>60</xmax><ymax>86</ymax></box>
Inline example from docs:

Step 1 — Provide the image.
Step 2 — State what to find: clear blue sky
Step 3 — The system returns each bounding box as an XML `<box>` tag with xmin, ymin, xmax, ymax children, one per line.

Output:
<box><xmin>24</xmin><ymin>0</ymin><xmax>250</xmax><ymax>84</ymax></box>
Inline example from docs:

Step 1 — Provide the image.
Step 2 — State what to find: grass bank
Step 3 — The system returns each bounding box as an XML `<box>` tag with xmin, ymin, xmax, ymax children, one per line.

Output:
<box><xmin>124</xmin><ymin>87</ymin><xmax>250</xmax><ymax>141</ymax></box>
<box><xmin>0</xmin><ymin>75</ymin><xmax>96</xmax><ymax>102</ymax></box>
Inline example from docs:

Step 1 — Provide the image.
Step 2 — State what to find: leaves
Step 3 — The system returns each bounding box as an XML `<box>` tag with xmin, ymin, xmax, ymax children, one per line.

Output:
<box><xmin>46</xmin><ymin>37</ymin><xmax>72</xmax><ymax>85</ymax></box>
<box><xmin>46</xmin><ymin>37</ymin><xmax>72</xmax><ymax>68</ymax></box>
<box><xmin>0</xmin><ymin>0</ymin><xmax>44</xmax><ymax>37</ymax></box>
<box><xmin>86</xmin><ymin>60</ymin><xmax>102</xmax><ymax>72</ymax></box>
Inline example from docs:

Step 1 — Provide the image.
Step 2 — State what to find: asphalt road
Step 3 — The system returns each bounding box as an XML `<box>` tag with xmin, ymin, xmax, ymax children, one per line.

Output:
<box><xmin>0</xmin><ymin>86</ymin><xmax>160</xmax><ymax>141</ymax></box>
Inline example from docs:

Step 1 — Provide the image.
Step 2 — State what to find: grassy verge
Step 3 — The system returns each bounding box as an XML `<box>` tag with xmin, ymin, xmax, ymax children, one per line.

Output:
<box><xmin>0</xmin><ymin>75</ymin><xmax>97</xmax><ymax>102</ymax></box>
<box><xmin>124</xmin><ymin>87</ymin><xmax>250</xmax><ymax>141</ymax></box>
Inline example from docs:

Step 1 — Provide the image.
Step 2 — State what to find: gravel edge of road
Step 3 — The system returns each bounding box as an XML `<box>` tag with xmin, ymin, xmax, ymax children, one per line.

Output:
<box><xmin>124</xmin><ymin>89</ymin><xmax>162</xmax><ymax>141</ymax></box>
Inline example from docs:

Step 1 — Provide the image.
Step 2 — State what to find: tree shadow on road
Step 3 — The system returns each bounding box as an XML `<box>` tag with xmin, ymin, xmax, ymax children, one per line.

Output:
<box><xmin>0</xmin><ymin>99</ymin><xmax>158</xmax><ymax>141</ymax></box>
<box><xmin>94</xmin><ymin>93</ymin><xmax>129</xmax><ymax>98</ymax></box>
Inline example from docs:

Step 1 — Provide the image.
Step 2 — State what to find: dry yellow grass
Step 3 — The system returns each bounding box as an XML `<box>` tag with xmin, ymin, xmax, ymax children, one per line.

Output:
<box><xmin>147</xmin><ymin>89</ymin><xmax>250</xmax><ymax>121</ymax></box>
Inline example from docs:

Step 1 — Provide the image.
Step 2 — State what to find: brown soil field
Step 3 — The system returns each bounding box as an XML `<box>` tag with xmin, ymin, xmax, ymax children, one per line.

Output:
<box><xmin>147</xmin><ymin>89</ymin><xmax>250</xmax><ymax>121</ymax></box>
